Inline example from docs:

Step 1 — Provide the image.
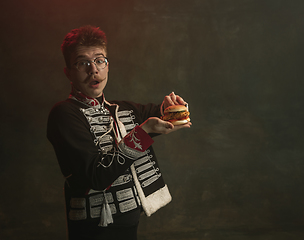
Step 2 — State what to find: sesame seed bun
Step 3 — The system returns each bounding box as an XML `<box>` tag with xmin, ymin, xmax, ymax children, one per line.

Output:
<box><xmin>164</xmin><ymin>105</ymin><xmax>188</xmax><ymax>113</ymax></box>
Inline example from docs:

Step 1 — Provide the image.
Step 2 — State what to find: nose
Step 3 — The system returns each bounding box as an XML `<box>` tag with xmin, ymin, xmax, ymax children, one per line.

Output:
<box><xmin>88</xmin><ymin>62</ymin><xmax>99</xmax><ymax>75</ymax></box>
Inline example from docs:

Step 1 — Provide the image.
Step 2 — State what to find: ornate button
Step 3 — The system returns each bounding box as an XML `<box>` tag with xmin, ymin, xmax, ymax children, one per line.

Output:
<box><xmin>101</xmin><ymin>148</ymin><xmax>106</xmax><ymax>154</ymax></box>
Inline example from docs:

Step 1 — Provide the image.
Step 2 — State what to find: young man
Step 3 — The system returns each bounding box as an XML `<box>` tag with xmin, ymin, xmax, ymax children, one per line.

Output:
<box><xmin>47</xmin><ymin>25</ymin><xmax>191</xmax><ymax>240</ymax></box>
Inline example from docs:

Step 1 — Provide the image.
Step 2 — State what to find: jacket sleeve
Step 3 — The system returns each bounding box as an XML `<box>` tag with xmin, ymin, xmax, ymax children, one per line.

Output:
<box><xmin>47</xmin><ymin>102</ymin><xmax>153</xmax><ymax>191</ymax></box>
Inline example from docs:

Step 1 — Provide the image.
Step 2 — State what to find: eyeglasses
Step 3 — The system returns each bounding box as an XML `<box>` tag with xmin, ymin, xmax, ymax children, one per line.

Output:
<box><xmin>73</xmin><ymin>56</ymin><xmax>108</xmax><ymax>72</ymax></box>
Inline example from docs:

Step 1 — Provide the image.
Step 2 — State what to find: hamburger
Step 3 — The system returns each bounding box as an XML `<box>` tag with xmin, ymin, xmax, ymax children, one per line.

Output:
<box><xmin>161</xmin><ymin>105</ymin><xmax>190</xmax><ymax>125</ymax></box>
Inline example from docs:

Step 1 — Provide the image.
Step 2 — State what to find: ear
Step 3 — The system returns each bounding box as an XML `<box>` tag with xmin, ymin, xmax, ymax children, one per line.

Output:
<box><xmin>64</xmin><ymin>67</ymin><xmax>71</xmax><ymax>80</ymax></box>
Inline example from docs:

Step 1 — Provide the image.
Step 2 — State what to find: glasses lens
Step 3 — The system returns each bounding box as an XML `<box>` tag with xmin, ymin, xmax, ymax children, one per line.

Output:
<box><xmin>95</xmin><ymin>57</ymin><xmax>107</xmax><ymax>69</ymax></box>
<box><xmin>76</xmin><ymin>61</ymin><xmax>90</xmax><ymax>72</ymax></box>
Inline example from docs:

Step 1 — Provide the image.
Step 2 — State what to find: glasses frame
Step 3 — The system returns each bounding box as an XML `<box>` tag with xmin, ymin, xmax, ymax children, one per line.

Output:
<box><xmin>73</xmin><ymin>56</ymin><xmax>108</xmax><ymax>72</ymax></box>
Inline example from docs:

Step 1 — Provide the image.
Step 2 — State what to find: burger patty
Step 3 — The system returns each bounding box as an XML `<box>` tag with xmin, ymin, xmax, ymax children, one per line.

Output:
<box><xmin>161</xmin><ymin>111</ymin><xmax>189</xmax><ymax>121</ymax></box>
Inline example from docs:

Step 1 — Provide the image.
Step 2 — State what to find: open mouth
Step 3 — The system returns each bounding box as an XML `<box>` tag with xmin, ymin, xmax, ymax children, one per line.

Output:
<box><xmin>88</xmin><ymin>76</ymin><xmax>106</xmax><ymax>88</ymax></box>
<box><xmin>90</xmin><ymin>80</ymin><xmax>100</xmax><ymax>87</ymax></box>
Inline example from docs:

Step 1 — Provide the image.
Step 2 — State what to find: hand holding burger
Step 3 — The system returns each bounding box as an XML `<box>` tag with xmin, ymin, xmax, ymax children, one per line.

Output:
<box><xmin>141</xmin><ymin>92</ymin><xmax>191</xmax><ymax>134</ymax></box>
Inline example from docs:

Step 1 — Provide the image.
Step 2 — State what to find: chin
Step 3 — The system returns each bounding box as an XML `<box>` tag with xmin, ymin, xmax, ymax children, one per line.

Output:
<box><xmin>93</xmin><ymin>90</ymin><xmax>104</xmax><ymax>98</ymax></box>
<box><xmin>88</xmin><ymin>93</ymin><xmax>102</xmax><ymax>99</ymax></box>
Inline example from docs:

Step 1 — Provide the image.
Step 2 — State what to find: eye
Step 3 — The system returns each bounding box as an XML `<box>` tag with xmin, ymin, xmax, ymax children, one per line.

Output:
<box><xmin>78</xmin><ymin>61</ymin><xmax>90</xmax><ymax>66</ymax></box>
<box><xmin>95</xmin><ymin>58</ymin><xmax>105</xmax><ymax>64</ymax></box>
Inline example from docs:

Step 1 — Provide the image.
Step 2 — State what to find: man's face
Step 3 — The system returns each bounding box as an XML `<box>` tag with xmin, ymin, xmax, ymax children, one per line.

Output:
<box><xmin>65</xmin><ymin>46</ymin><xmax>109</xmax><ymax>98</ymax></box>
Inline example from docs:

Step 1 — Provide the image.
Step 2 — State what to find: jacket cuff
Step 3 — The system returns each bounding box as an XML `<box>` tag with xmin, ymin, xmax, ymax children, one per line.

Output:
<box><xmin>123</xmin><ymin>125</ymin><xmax>154</xmax><ymax>152</ymax></box>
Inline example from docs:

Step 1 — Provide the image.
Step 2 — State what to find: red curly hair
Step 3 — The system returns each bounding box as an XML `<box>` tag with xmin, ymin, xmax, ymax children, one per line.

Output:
<box><xmin>61</xmin><ymin>25</ymin><xmax>107</xmax><ymax>68</ymax></box>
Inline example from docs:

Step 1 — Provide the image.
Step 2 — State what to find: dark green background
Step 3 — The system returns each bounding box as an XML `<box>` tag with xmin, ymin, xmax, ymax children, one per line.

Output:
<box><xmin>1</xmin><ymin>0</ymin><xmax>304</xmax><ymax>239</ymax></box>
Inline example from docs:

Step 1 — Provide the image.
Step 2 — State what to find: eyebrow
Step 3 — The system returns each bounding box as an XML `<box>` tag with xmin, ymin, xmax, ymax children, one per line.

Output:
<box><xmin>75</xmin><ymin>53</ymin><xmax>105</xmax><ymax>61</ymax></box>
